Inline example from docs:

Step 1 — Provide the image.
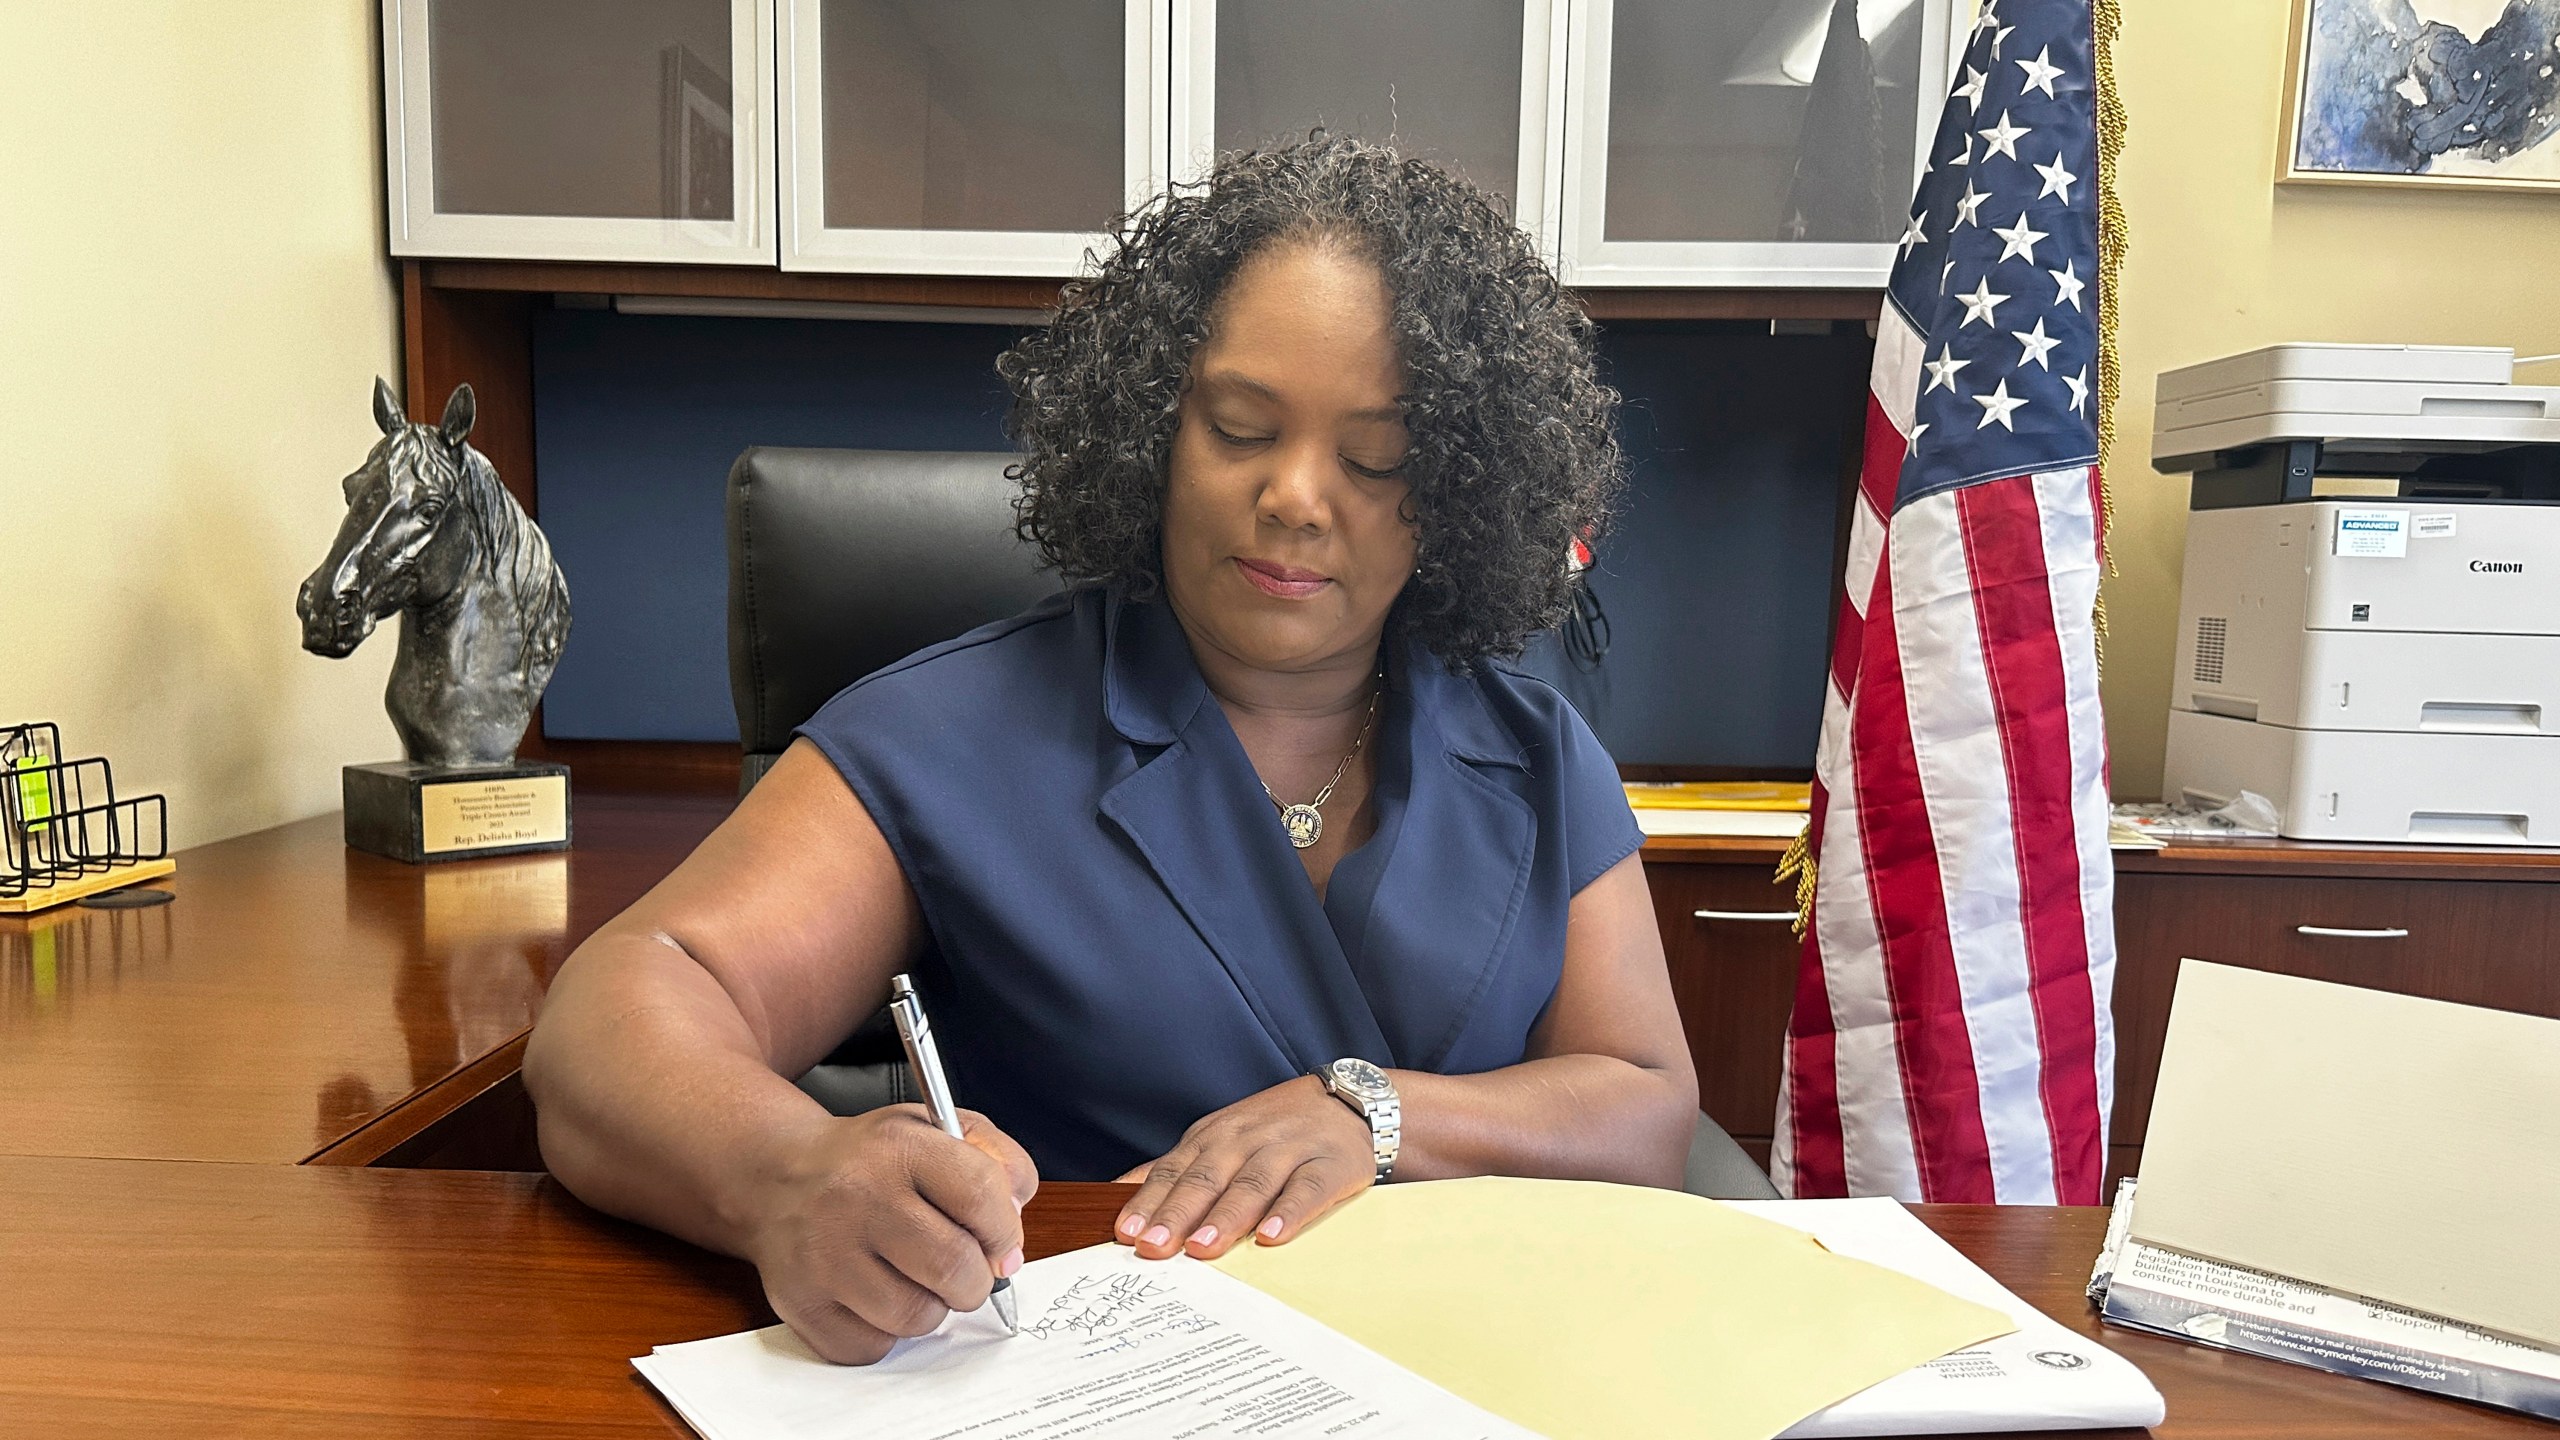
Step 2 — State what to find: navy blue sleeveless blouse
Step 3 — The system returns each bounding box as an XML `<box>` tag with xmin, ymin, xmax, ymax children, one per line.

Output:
<box><xmin>797</xmin><ymin>587</ymin><xmax>1642</xmax><ymax>1181</ymax></box>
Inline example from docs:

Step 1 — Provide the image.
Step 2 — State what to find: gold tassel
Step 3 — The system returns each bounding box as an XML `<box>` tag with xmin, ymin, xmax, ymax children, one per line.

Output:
<box><xmin>1777</xmin><ymin>823</ymin><xmax>1817</xmax><ymax>937</ymax></box>
<box><xmin>2090</xmin><ymin>0</ymin><xmax>2130</xmax><ymax>672</ymax></box>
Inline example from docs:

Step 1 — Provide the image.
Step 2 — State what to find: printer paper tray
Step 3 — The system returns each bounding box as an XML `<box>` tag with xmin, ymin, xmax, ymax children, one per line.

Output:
<box><xmin>2164</xmin><ymin>711</ymin><xmax>2560</xmax><ymax>846</ymax></box>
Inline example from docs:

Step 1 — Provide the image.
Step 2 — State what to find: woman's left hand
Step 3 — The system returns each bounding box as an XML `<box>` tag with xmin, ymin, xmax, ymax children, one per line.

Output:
<box><xmin>1112</xmin><ymin>1075</ymin><xmax>1375</xmax><ymax>1260</ymax></box>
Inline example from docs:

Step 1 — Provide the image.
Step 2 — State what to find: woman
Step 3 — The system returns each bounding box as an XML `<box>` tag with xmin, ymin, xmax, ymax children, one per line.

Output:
<box><xmin>524</xmin><ymin>134</ymin><xmax>1697</xmax><ymax>1366</ymax></box>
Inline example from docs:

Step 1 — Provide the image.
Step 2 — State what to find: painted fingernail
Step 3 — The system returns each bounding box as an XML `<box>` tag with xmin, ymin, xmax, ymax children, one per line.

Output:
<box><xmin>1188</xmin><ymin>1226</ymin><xmax>1217</xmax><ymax>1249</ymax></box>
<box><xmin>999</xmin><ymin>1247</ymin><xmax>1023</xmax><ymax>1278</ymax></box>
<box><xmin>1117</xmin><ymin>1213</ymin><xmax>1145</xmax><ymax>1239</ymax></box>
<box><xmin>1257</xmin><ymin>1215</ymin><xmax>1285</xmax><ymax>1240</ymax></box>
<box><xmin>1142</xmin><ymin>1225</ymin><xmax>1172</xmax><ymax>1248</ymax></box>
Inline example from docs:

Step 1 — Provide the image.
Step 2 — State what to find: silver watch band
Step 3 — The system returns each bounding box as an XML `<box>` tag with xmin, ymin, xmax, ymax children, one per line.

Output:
<box><xmin>1364</xmin><ymin>1092</ymin><xmax>1401</xmax><ymax>1184</ymax></box>
<box><xmin>1318</xmin><ymin>1062</ymin><xmax>1401</xmax><ymax>1183</ymax></box>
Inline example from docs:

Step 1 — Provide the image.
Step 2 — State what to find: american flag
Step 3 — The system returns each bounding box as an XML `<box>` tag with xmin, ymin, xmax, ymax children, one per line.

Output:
<box><xmin>1772</xmin><ymin>0</ymin><xmax>2118</xmax><ymax>1205</ymax></box>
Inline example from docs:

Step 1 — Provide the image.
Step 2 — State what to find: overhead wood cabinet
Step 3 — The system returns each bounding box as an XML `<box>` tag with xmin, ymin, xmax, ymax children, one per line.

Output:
<box><xmin>777</xmin><ymin>0</ymin><xmax>1168</xmax><ymax>275</ymax></box>
<box><xmin>382</xmin><ymin>0</ymin><xmax>776</xmax><ymax>264</ymax></box>
<box><xmin>1170</xmin><ymin>0</ymin><xmax>1566</xmax><ymax>250</ymax></box>
<box><xmin>1557</xmin><ymin>0</ymin><xmax>1963</xmax><ymax>287</ymax></box>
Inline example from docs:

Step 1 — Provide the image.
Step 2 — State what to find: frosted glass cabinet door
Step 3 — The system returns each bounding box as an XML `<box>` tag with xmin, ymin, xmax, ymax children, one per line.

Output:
<box><xmin>1172</xmin><ymin>1</ymin><xmax>1564</xmax><ymax>249</ymax></box>
<box><xmin>383</xmin><ymin>0</ymin><xmax>775</xmax><ymax>263</ymax></box>
<box><xmin>1559</xmin><ymin>0</ymin><xmax>1961</xmax><ymax>287</ymax></box>
<box><xmin>780</xmin><ymin>0</ymin><xmax>1168</xmax><ymax>275</ymax></box>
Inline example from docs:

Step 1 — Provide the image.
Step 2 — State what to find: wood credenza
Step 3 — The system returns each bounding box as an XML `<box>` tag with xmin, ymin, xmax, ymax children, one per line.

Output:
<box><xmin>1642</xmin><ymin>834</ymin><xmax>2560</xmax><ymax>1186</ymax></box>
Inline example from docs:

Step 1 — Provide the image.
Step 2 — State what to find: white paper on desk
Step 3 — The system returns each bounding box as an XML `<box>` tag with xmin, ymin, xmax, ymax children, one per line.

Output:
<box><xmin>1632</xmin><ymin>807</ymin><xmax>1809</xmax><ymax>838</ymax></box>
<box><xmin>634</xmin><ymin>1244</ymin><xmax>1539</xmax><ymax>1440</ymax></box>
<box><xmin>1731</xmin><ymin>1199</ymin><xmax>2166</xmax><ymax>1436</ymax></box>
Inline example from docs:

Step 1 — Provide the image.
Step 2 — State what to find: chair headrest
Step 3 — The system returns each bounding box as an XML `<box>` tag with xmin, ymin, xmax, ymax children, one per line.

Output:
<box><xmin>727</xmin><ymin>447</ymin><xmax>1058</xmax><ymax>756</ymax></box>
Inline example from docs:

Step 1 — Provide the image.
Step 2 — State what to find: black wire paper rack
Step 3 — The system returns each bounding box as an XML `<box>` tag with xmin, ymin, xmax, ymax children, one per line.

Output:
<box><xmin>1</xmin><ymin>722</ymin><xmax>172</xmax><ymax>913</ymax></box>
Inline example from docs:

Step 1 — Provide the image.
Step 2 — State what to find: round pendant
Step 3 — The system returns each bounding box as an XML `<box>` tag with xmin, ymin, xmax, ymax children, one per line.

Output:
<box><xmin>1279</xmin><ymin>803</ymin><xmax>1324</xmax><ymax>849</ymax></box>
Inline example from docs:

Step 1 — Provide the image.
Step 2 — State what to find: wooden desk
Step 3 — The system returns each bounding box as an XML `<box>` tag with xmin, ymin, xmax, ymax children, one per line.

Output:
<box><xmin>0</xmin><ymin>793</ymin><xmax>727</xmax><ymax>1165</ymax></box>
<box><xmin>3</xmin><ymin>1162</ymin><xmax>2543</xmax><ymax>1439</ymax></box>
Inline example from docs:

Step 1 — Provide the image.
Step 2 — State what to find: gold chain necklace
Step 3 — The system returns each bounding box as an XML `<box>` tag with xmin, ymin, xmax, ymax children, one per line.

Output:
<box><xmin>1259</xmin><ymin>682</ymin><xmax>1381</xmax><ymax>850</ymax></box>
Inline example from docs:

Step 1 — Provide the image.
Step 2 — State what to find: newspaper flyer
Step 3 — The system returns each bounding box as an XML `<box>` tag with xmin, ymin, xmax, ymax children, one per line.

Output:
<box><xmin>2091</xmin><ymin>1181</ymin><xmax>2560</xmax><ymax>1422</ymax></box>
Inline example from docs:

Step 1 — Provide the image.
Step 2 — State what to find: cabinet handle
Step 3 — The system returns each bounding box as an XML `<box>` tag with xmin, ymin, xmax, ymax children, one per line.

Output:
<box><xmin>1695</xmin><ymin>909</ymin><xmax>1799</xmax><ymax>923</ymax></box>
<box><xmin>2294</xmin><ymin>925</ymin><xmax>2411</xmax><ymax>939</ymax></box>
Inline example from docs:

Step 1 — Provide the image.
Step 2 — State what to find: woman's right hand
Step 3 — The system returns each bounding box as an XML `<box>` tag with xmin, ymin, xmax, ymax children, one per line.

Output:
<box><xmin>745</xmin><ymin>1105</ymin><xmax>1039</xmax><ymax>1364</ymax></box>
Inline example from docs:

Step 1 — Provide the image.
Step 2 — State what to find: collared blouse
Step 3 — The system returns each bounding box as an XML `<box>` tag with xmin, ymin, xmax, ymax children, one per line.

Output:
<box><xmin>798</xmin><ymin>586</ymin><xmax>1643</xmax><ymax>1181</ymax></box>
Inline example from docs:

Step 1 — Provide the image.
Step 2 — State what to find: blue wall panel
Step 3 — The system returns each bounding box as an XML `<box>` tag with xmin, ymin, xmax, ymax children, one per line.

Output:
<box><xmin>1514</xmin><ymin>324</ymin><xmax>1860</xmax><ymax>772</ymax></box>
<box><xmin>533</xmin><ymin>309</ymin><xmax>1028</xmax><ymax>741</ymax></box>
<box><xmin>533</xmin><ymin>308</ymin><xmax>1858</xmax><ymax>769</ymax></box>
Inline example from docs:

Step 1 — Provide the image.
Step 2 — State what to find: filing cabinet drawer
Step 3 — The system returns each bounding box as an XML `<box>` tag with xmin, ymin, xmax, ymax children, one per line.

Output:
<box><xmin>2110</xmin><ymin>871</ymin><xmax>2560</xmax><ymax>1148</ymax></box>
<box><xmin>1642</xmin><ymin>858</ymin><xmax>1800</xmax><ymax>1148</ymax></box>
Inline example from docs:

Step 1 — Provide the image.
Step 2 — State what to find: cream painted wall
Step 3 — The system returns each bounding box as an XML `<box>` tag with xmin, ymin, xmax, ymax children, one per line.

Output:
<box><xmin>0</xmin><ymin>6</ymin><xmax>403</xmax><ymax>849</ymax></box>
<box><xmin>2101</xmin><ymin>1</ymin><xmax>2560</xmax><ymax>798</ymax></box>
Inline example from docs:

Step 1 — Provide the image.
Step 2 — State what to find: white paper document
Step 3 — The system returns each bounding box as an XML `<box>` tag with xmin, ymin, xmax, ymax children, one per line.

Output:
<box><xmin>1631</xmin><ymin>808</ymin><xmax>1809</xmax><ymax>838</ymax></box>
<box><xmin>1734</xmin><ymin>1198</ymin><xmax>2166</xmax><ymax>1436</ymax></box>
<box><xmin>634</xmin><ymin>1243</ymin><xmax>1538</xmax><ymax>1440</ymax></box>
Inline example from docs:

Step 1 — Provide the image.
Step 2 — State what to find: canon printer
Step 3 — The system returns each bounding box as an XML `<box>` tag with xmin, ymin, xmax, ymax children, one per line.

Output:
<box><xmin>2154</xmin><ymin>343</ymin><xmax>2560</xmax><ymax>846</ymax></box>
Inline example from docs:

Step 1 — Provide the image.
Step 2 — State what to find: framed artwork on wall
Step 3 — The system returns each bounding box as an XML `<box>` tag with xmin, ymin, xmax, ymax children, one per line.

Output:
<box><xmin>2279</xmin><ymin>0</ymin><xmax>2560</xmax><ymax>190</ymax></box>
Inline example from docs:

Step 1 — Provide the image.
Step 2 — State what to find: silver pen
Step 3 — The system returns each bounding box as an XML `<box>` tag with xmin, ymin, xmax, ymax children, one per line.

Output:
<box><xmin>886</xmin><ymin>973</ymin><xmax>1019</xmax><ymax>1336</ymax></box>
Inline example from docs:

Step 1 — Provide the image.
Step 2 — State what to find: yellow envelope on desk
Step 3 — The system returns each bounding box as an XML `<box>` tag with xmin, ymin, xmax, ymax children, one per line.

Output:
<box><xmin>1215</xmin><ymin>1177</ymin><xmax>2012</xmax><ymax>1440</ymax></box>
<box><xmin>1623</xmin><ymin>780</ymin><xmax>1812</xmax><ymax>811</ymax></box>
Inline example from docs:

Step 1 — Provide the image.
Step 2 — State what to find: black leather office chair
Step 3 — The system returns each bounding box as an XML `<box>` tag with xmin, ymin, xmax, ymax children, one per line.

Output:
<box><xmin>723</xmin><ymin>445</ymin><xmax>1777</xmax><ymax>1201</ymax></box>
<box><xmin>729</xmin><ymin>447</ymin><xmax>1060</xmax><ymax>792</ymax></box>
<box><xmin>727</xmin><ymin>446</ymin><xmax>1057</xmax><ymax>1114</ymax></box>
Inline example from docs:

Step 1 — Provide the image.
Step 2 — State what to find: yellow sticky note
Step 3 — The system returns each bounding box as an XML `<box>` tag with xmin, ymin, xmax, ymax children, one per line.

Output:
<box><xmin>10</xmin><ymin>756</ymin><xmax>51</xmax><ymax>824</ymax></box>
<box><xmin>1215</xmin><ymin>1177</ymin><xmax>2012</xmax><ymax>1440</ymax></box>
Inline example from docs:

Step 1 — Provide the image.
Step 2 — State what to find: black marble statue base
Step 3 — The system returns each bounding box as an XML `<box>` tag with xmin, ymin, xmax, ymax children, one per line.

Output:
<box><xmin>343</xmin><ymin>760</ymin><xmax>572</xmax><ymax>864</ymax></box>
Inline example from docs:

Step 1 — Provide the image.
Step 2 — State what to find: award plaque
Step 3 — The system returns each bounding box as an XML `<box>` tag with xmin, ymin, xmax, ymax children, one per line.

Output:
<box><xmin>343</xmin><ymin>761</ymin><xmax>571</xmax><ymax>864</ymax></box>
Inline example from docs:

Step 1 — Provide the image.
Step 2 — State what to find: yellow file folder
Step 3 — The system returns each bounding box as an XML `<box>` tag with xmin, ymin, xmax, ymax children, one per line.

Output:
<box><xmin>1217</xmin><ymin>1176</ymin><xmax>2011</xmax><ymax>1440</ymax></box>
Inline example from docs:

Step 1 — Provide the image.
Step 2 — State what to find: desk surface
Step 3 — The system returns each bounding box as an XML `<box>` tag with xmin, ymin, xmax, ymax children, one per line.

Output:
<box><xmin>0</xmin><ymin>794</ymin><xmax>728</xmax><ymax>1164</ymax></box>
<box><xmin>2</xmin><ymin>1160</ymin><xmax>2545</xmax><ymax>1440</ymax></box>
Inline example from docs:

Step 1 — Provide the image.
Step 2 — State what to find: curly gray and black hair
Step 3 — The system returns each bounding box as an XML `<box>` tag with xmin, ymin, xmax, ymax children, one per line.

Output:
<box><xmin>996</xmin><ymin>132</ymin><xmax>1622</xmax><ymax>669</ymax></box>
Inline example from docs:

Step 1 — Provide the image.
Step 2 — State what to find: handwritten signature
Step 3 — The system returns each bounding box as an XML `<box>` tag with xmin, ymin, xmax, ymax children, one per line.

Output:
<box><xmin>1023</xmin><ymin>1273</ymin><xmax>1173</xmax><ymax>1341</ymax></box>
<box><xmin>1022</xmin><ymin>1273</ymin><xmax>1225</xmax><ymax>1357</ymax></box>
<box><xmin>1074</xmin><ymin>1313</ymin><xmax>1220</xmax><ymax>1359</ymax></box>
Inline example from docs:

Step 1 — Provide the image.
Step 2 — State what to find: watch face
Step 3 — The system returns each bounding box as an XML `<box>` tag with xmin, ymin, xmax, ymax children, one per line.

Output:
<box><xmin>1331</xmin><ymin>1058</ymin><xmax>1391</xmax><ymax>1099</ymax></box>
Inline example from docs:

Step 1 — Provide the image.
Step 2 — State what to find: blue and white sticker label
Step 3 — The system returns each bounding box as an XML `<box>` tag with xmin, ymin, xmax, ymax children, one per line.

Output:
<box><xmin>2335</xmin><ymin>508</ymin><xmax>2409</xmax><ymax>558</ymax></box>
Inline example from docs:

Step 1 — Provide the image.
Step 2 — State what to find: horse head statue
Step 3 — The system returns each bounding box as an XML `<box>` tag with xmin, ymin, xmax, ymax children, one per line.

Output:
<box><xmin>297</xmin><ymin>379</ymin><xmax>571</xmax><ymax>768</ymax></box>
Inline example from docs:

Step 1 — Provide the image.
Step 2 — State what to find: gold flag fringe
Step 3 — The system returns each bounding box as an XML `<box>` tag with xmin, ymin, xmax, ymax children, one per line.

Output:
<box><xmin>2091</xmin><ymin>0</ymin><xmax>2129</xmax><ymax>667</ymax></box>
<box><xmin>1779</xmin><ymin>822</ymin><xmax>1816</xmax><ymax>937</ymax></box>
<box><xmin>1781</xmin><ymin>0</ymin><xmax>2132</xmax><ymax>938</ymax></box>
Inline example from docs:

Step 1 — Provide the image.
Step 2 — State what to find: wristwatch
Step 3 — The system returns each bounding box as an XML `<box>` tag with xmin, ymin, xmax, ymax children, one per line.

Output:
<box><xmin>1315</xmin><ymin>1057</ymin><xmax>1401</xmax><ymax>1184</ymax></box>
